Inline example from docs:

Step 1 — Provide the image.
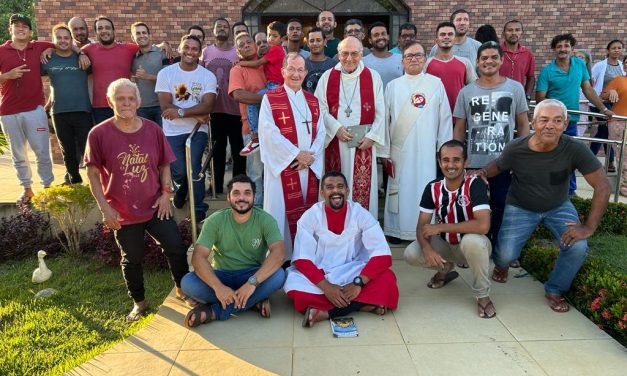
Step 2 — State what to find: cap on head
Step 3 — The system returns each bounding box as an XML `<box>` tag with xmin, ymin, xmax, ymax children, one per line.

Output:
<box><xmin>10</xmin><ymin>14</ymin><xmax>32</xmax><ymax>29</ymax></box>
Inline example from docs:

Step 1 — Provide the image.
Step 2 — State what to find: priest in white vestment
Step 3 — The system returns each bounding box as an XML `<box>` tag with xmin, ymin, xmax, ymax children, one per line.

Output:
<box><xmin>314</xmin><ymin>37</ymin><xmax>385</xmax><ymax>219</ymax></box>
<box><xmin>380</xmin><ymin>42</ymin><xmax>452</xmax><ymax>241</ymax></box>
<box><xmin>259</xmin><ymin>53</ymin><xmax>326</xmax><ymax>260</ymax></box>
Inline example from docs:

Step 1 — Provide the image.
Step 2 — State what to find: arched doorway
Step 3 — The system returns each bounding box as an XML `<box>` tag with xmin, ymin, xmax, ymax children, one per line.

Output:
<box><xmin>242</xmin><ymin>0</ymin><xmax>410</xmax><ymax>48</ymax></box>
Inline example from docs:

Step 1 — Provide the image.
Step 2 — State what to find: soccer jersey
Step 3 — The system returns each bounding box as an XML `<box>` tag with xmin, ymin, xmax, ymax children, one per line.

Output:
<box><xmin>419</xmin><ymin>175</ymin><xmax>490</xmax><ymax>244</ymax></box>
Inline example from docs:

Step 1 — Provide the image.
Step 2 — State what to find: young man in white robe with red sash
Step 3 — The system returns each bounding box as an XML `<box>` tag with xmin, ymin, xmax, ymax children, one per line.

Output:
<box><xmin>284</xmin><ymin>171</ymin><xmax>399</xmax><ymax>328</ymax></box>
<box><xmin>381</xmin><ymin>42</ymin><xmax>452</xmax><ymax>243</ymax></box>
<box><xmin>314</xmin><ymin>37</ymin><xmax>385</xmax><ymax>219</ymax></box>
<box><xmin>259</xmin><ymin>53</ymin><xmax>326</xmax><ymax>262</ymax></box>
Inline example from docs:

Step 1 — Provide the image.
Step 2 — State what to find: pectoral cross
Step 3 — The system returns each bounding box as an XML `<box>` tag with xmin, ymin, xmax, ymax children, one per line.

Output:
<box><xmin>345</xmin><ymin>106</ymin><xmax>352</xmax><ymax>118</ymax></box>
<box><xmin>302</xmin><ymin>119</ymin><xmax>311</xmax><ymax>134</ymax></box>
<box><xmin>279</xmin><ymin>112</ymin><xmax>291</xmax><ymax>125</ymax></box>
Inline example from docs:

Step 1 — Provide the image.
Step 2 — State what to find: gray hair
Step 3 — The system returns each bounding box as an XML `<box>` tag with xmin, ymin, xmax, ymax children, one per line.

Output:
<box><xmin>533</xmin><ymin>99</ymin><xmax>568</xmax><ymax>121</ymax></box>
<box><xmin>106</xmin><ymin>78</ymin><xmax>141</xmax><ymax>102</ymax></box>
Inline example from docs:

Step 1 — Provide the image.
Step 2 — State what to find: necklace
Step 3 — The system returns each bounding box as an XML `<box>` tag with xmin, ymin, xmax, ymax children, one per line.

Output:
<box><xmin>16</xmin><ymin>48</ymin><xmax>26</xmax><ymax>62</ymax></box>
<box><xmin>287</xmin><ymin>92</ymin><xmax>312</xmax><ymax>134</ymax></box>
<box><xmin>504</xmin><ymin>50</ymin><xmax>519</xmax><ymax>79</ymax></box>
<box><xmin>340</xmin><ymin>74</ymin><xmax>359</xmax><ymax>118</ymax></box>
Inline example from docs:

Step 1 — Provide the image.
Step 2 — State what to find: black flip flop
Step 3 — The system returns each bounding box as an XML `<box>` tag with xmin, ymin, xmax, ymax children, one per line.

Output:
<box><xmin>427</xmin><ymin>271</ymin><xmax>459</xmax><ymax>289</ymax></box>
<box><xmin>184</xmin><ymin>303</ymin><xmax>214</xmax><ymax>328</ymax></box>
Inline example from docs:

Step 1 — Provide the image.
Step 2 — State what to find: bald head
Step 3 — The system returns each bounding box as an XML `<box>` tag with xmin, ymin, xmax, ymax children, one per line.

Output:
<box><xmin>68</xmin><ymin>16</ymin><xmax>89</xmax><ymax>45</ymax></box>
<box><xmin>338</xmin><ymin>36</ymin><xmax>363</xmax><ymax>73</ymax></box>
<box><xmin>338</xmin><ymin>36</ymin><xmax>363</xmax><ymax>53</ymax></box>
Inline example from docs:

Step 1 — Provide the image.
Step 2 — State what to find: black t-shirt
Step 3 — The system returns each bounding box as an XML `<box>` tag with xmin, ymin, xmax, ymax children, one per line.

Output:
<box><xmin>496</xmin><ymin>134</ymin><xmax>602</xmax><ymax>212</ymax></box>
<box><xmin>420</xmin><ymin>175</ymin><xmax>490</xmax><ymax>245</ymax></box>
<box><xmin>303</xmin><ymin>57</ymin><xmax>337</xmax><ymax>93</ymax></box>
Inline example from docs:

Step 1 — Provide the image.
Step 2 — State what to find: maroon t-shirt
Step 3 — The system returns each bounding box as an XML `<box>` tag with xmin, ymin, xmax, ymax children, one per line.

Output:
<box><xmin>82</xmin><ymin>42</ymin><xmax>139</xmax><ymax>108</ymax></box>
<box><xmin>0</xmin><ymin>40</ymin><xmax>55</xmax><ymax>115</ymax></box>
<box><xmin>84</xmin><ymin>118</ymin><xmax>175</xmax><ymax>224</ymax></box>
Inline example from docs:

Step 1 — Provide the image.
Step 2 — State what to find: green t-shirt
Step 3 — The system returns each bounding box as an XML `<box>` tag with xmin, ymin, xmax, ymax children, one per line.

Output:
<box><xmin>196</xmin><ymin>207</ymin><xmax>283</xmax><ymax>271</ymax></box>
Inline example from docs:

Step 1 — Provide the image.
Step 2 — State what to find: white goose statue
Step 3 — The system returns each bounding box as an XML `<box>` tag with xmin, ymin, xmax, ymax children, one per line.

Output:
<box><xmin>32</xmin><ymin>250</ymin><xmax>52</xmax><ymax>283</ymax></box>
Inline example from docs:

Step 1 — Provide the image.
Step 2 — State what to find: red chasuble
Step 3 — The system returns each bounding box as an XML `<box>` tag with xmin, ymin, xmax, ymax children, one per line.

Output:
<box><xmin>266</xmin><ymin>86</ymin><xmax>320</xmax><ymax>243</ymax></box>
<box><xmin>324</xmin><ymin>67</ymin><xmax>375</xmax><ymax>209</ymax></box>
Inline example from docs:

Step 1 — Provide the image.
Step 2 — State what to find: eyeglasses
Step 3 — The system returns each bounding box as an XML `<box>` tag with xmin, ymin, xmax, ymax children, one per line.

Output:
<box><xmin>345</xmin><ymin>29</ymin><xmax>362</xmax><ymax>36</ymax></box>
<box><xmin>403</xmin><ymin>53</ymin><xmax>425</xmax><ymax>60</ymax></box>
<box><xmin>285</xmin><ymin>67</ymin><xmax>306</xmax><ymax>74</ymax></box>
<box><xmin>339</xmin><ymin>51</ymin><xmax>361</xmax><ymax>59</ymax></box>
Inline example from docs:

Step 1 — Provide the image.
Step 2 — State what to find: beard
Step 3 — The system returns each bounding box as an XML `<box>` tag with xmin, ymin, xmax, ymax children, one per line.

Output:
<box><xmin>327</xmin><ymin>194</ymin><xmax>345</xmax><ymax>210</ymax></box>
<box><xmin>216</xmin><ymin>34</ymin><xmax>228</xmax><ymax>42</ymax></box>
<box><xmin>99</xmin><ymin>37</ymin><xmax>114</xmax><ymax>46</ymax></box>
<box><xmin>230</xmin><ymin>200</ymin><xmax>253</xmax><ymax>214</ymax></box>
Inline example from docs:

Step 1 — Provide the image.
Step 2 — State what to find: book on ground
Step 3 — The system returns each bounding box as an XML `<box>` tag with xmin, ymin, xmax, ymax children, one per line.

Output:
<box><xmin>330</xmin><ymin>317</ymin><xmax>358</xmax><ymax>338</ymax></box>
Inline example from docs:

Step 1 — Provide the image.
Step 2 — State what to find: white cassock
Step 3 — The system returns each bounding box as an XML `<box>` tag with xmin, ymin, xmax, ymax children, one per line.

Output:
<box><xmin>259</xmin><ymin>85</ymin><xmax>326</xmax><ymax>259</ymax></box>
<box><xmin>380</xmin><ymin>73</ymin><xmax>452</xmax><ymax>240</ymax></box>
<box><xmin>315</xmin><ymin>61</ymin><xmax>385</xmax><ymax>219</ymax></box>
<box><xmin>283</xmin><ymin>201</ymin><xmax>391</xmax><ymax>295</ymax></box>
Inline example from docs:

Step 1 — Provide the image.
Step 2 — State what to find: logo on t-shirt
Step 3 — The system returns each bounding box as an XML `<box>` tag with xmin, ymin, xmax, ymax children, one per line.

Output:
<box><xmin>175</xmin><ymin>84</ymin><xmax>191</xmax><ymax>101</ymax></box>
<box><xmin>117</xmin><ymin>144</ymin><xmax>149</xmax><ymax>186</ymax></box>
<box><xmin>456</xmin><ymin>194</ymin><xmax>471</xmax><ymax>207</ymax></box>
<box><xmin>411</xmin><ymin>93</ymin><xmax>426</xmax><ymax>108</ymax></box>
<box><xmin>251</xmin><ymin>238</ymin><xmax>261</xmax><ymax>249</ymax></box>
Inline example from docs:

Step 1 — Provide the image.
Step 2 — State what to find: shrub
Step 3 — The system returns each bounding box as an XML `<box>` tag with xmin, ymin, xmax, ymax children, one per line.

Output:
<box><xmin>520</xmin><ymin>241</ymin><xmax>627</xmax><ymax>345</ymax></box>
<box><xmin>32</xmin><ymin>184</ymin><xmax>95</xmax><ymax>256</ymax></box>
<box><xmin>0</xmin><ymin>205</ymin><xmax>59</xmax><ymax>262</ymax></box>
<box><xmin>571</xmin><ymin>197</ymin><xmax>627</xmax><ymax>235</ymax></box>
<box><xmin>83</xmin><ymin>219</ymin><xmax>193</xmax><ymax>269</ymax></box>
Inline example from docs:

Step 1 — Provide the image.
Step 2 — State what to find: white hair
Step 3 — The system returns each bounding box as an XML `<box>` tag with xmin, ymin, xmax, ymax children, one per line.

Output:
<box><xmin>106</xmin><ymin>78</ymin><xmax>141</xmax><ymax>102</ymax></box>
<box><xmin>338</xmin><ymin>36</ymin><xmax>363</xmax><ymax>53</ymax></box>
<box><xmin>533</xmin><ymin>99</ymin><xmax>568</xmax><ymax>121</ymax></box>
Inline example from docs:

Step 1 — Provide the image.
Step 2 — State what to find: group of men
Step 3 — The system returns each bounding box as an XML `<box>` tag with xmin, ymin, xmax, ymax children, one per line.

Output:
<box><xmin>0</xmin><ymin>8</ymin><xmax>615</xmax><ymax>324</ymax></box>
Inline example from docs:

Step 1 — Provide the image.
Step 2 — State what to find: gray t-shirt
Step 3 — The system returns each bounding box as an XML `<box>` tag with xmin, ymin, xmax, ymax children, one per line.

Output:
<box><xmin>454</xmin><ymin>78</ymin><xmax>528</xmax><ymax>168</ymax></box>
<box><xmin>495</xmin><ymin>135</ymin><xmax>602</xmax><ymax>212</ymax></box>
<box><xmin>132</xmin><ymin>45</ymin><xmax>169</xmax><ymax>108</ymax></box>
<box><xmin>603</xmin><ymin>63</ymin><xmax>623</xmax><ymax>88</ymax></box>
<box><xmin>362</xmin><ymin>53</ymin><xmax>403</xmax><ymax>90</ymax></box>
<box><xmin>304</xmin><ymin>57</ymin><xmax>337</xmax><ymax>93</ymax></box>
<box><xmin>41</xmin><ymin>52</ymin><xmax>91</xmax><ymax>115</ymax></box>
<box><xmin>430</xmin><ymin>37</ymin><xmax>481</xmax><ymax>69</ymax></box>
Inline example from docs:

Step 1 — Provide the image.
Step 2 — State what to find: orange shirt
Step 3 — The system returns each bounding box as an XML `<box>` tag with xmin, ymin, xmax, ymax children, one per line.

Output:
<box><xmin>605</xmin><ymin>76</ymin><xmax>627</xmax><ymax>116</ymax></box>
<box><xmin>228</xmin><ymin>64</ymin><xmax>266</xmax><ymax>134</ymax></box>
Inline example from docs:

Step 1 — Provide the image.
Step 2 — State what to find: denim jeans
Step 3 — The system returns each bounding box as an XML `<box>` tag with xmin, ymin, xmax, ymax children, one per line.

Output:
<box><xmin>167</xmin><ymin>132</ymin><xmax>209</xmax><ymax>219</ymax></box>
<box><xmin>566</xmin><ymin>121</ymin><xmax>578</xmax><ymax>194</ymax></box>
<box><xmin>246</xmin><ymin>81</ymin><xmax>280</xmax><ymax>133</ymax></box>
<box><xmin>181</xmin><ymin>267</ymin><xmax>286</xmax><ymax>320</ymax></box>
<box><xmin>137</xmin><ymin>105</ymin><xmax>163</xmax><ymax>127</ymax></box>
<box><xmin>494</xmin><ymin>201</ymin><xmax>588</xmax><ymax>295</ymax></box>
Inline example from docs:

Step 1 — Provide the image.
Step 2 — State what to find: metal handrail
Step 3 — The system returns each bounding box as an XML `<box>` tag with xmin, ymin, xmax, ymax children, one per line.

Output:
<box><xmin>529</xmin><ymin>103</ymin><xmax>626</xmax><ymax>203</ymax></box>
<box><xmin>185</xmin><ymin>121</ymin><xmax>215</xmax><ymax>243</ymax></box>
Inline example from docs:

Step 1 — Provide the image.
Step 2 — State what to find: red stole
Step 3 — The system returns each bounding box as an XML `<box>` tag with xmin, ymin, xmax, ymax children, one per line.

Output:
<box><xmin>324</xmin><ymin>203</ymin><xmax>348</xmax><ymax>235</ymax></box>
<box><xmin>324</xmin><ymin>67</ymin><xmax>375</xmax><ymax>209</ymax></box>
<box><xmin>266</xmin><ymin>86</ymin><xmax>320</xmax><ymax>243</ymax></box>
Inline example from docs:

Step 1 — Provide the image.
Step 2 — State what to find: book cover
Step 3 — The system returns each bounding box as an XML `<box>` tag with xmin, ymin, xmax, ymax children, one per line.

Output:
<box><xmin>330</xmin><ymin>317</ymin><xmax>358</xmax><ymax>338</ymax></box>
<box><xmin>346</xmin><ymin>125</ymin><xmax>371</xmax><ymax>148</ymax></box>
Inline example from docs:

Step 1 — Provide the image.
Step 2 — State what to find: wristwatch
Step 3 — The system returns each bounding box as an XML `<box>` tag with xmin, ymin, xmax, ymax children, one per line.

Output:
<box><xmin>247</xmin><ymin>275</ymin><xmax>259</xmax><ymax>287</ymax></box>
<box><xmin>177</xmin><ymin>108</ymin><xmax>185</xmax><ymax>118</ymax></box>
<box><xmin>352</xmin><ymin>276</ymin><xmax>365</xmax><ymax>287</ymax></box>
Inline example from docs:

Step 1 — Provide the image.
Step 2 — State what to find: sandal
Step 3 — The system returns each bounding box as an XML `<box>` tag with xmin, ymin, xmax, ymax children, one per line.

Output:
<box><xmin>456</xmin><ymin>262</ymin><xmax>469</xmax><ymax>269</ymax></box>
<box><xmin>492</xmin><ymin>266</ymin><xmax>509</xmax><ymax>283</ymax></box>
<box><xmin>509</xmin><ymin>260</ymin><xmax>521</xmax><ymax>268</ymax></box>
<box><xmin>477</xmin><ymin>298</ymin><xmax>496</xmax><ymax>319</ymax></box>
<box><xmin>302</xmin><ymin>307</ymin><xmax>327</xmax><ymax>328</ymax></box>
<box><xmin>16</xmin><ymin>192</ymin><xmax>33</xmax><ymax>207</ymax></box>
<box><xmin>175</xmin><ymin>291</ymin><xmax>199</xmax><ymax>308</ymax></box>
<box><xmin>184</xmin><ymin>303</ymin><xmax>214</xmax><ymax>328</ymax></box>
<box><xmin>427</xmin><ymin>271</ymin><xmax>459</xmax><ymax>289</ymax></box>
<box><xmin>545</xmin><ymin>293</ymin><xmax>570</xmax><ymax>313</ymax></box>
<box><xmin>125</xmin><ymin>303</ymin><xmax>148</xmax><ymax>323</ymax></box>
<box><xmin>361</xmin><ymin>304</ymin><xmax>387</xmax><ymax>316</ymax></box>
<box><xmin>254</xmin><ymin>299</ymin><xmax>271</xmax><ymax>318</ymax></box>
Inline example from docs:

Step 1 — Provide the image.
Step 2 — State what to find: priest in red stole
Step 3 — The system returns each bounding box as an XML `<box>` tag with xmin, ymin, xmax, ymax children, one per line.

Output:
<box><xmin>259</xmin><ymin>53</ymin><xmax>326</xmax><ymax>261</ymax></box>
<box><xmin>314</xmin><ymin>36</ymin><xmax>385</xmax><ymax>219</ymax></box>
<box><xmin>284</xmin><ymin>171</ymin><xmax>399</xmax><ymax>327</ymax></box>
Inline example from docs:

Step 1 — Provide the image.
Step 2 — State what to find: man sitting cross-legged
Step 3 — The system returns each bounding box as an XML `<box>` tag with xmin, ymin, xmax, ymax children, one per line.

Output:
<box><xmin>404</xmin><ymin>140</ymin><xmax>495</xmax><ymax>318</ymax></box>
<box><xmin>283</xmin><ymin>171</ymin><xmax>399</xmax><ymax>328</ymax></box>
<box><xmin>180</xmin><ymin>175</ymin><xmax>286</xmax><ymax>327</ymax></box>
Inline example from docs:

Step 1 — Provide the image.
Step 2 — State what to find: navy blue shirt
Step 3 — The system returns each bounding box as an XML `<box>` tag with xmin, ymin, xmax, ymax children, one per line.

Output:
<box><xmin>41</xmin><ymin>52</ymin><xmax>91</xmax><ymax>114</ymax></box>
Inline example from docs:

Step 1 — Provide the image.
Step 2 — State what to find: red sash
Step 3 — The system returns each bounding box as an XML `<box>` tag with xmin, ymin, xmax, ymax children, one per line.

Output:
<box><xmin>324</xmin><ymin>67</ymin><xmax>375</xmax><ymax>209</ymax></box>
<box><xmin>266</xmin><ymin>86</ymin><xmax>320</xmax><ymax>243</ymax></box>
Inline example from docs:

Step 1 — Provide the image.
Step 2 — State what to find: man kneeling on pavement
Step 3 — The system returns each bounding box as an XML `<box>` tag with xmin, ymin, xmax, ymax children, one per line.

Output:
<box><xmin>181</xmin><ymin>175</ymin><xmax>286</xmax><ymax>327</ymax></box>
<box><xmin>405</xmin><ymin>140</ymin><xmax>496</xmax><ymax>318</ymax></box>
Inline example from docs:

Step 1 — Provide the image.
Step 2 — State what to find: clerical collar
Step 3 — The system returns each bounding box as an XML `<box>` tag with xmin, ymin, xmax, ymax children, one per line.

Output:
<box><xmin>284</xmin><ymin>84</ymin><xmax>302</xmax><ymax>96</ymax></box>
<box><xmin>405</xmin><ymin>72</ymin><xmax>424</xmax><ymax>79</ymax></box>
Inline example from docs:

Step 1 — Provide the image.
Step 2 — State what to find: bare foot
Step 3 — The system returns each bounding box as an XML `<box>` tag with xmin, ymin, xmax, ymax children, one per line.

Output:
<box><xmin>477</xmin><ymin>297</ymin><xmax>496</xmax><ymax>319</ymax></box>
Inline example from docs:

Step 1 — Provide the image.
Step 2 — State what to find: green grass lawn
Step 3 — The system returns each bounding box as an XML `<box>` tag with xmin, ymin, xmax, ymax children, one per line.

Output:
<box><xmin>0</xmin><ymin>255</ymin><xmax>173</xmax><ymax>376</ymax></box>
<box><xmin>588</xmin><ymin>234</ymin><xmax>627</xmax><ymax>274</ymax></box>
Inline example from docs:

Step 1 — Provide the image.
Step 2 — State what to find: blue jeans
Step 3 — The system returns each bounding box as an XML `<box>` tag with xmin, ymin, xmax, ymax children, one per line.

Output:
<box><xmin>167</xmin><ymin>132</ymin><xmax>209</xmax><ymax>220</ymax></box>
<box><xmin>246</xmin><ymin>81</ymin><xmax>280</xmax><ymax>133</ymax></box>
<box><xmin>566</xmin><ymin>121</ymin><xmax>578</xmax><ymax>194</ymax></box>
<box><xmin>138</xmin><ymin>105</ymin><xmax>163</xmax><ymax>127</ymax></box>
<box><xmin>495</xmin><ymin>201</ymin><xmax>588</xmax><ymax>295</ymax></box>
<box><xmin>181</xmin><ymin>267</ymin><xmax>286</xmax><ymax>320</ymax></box>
